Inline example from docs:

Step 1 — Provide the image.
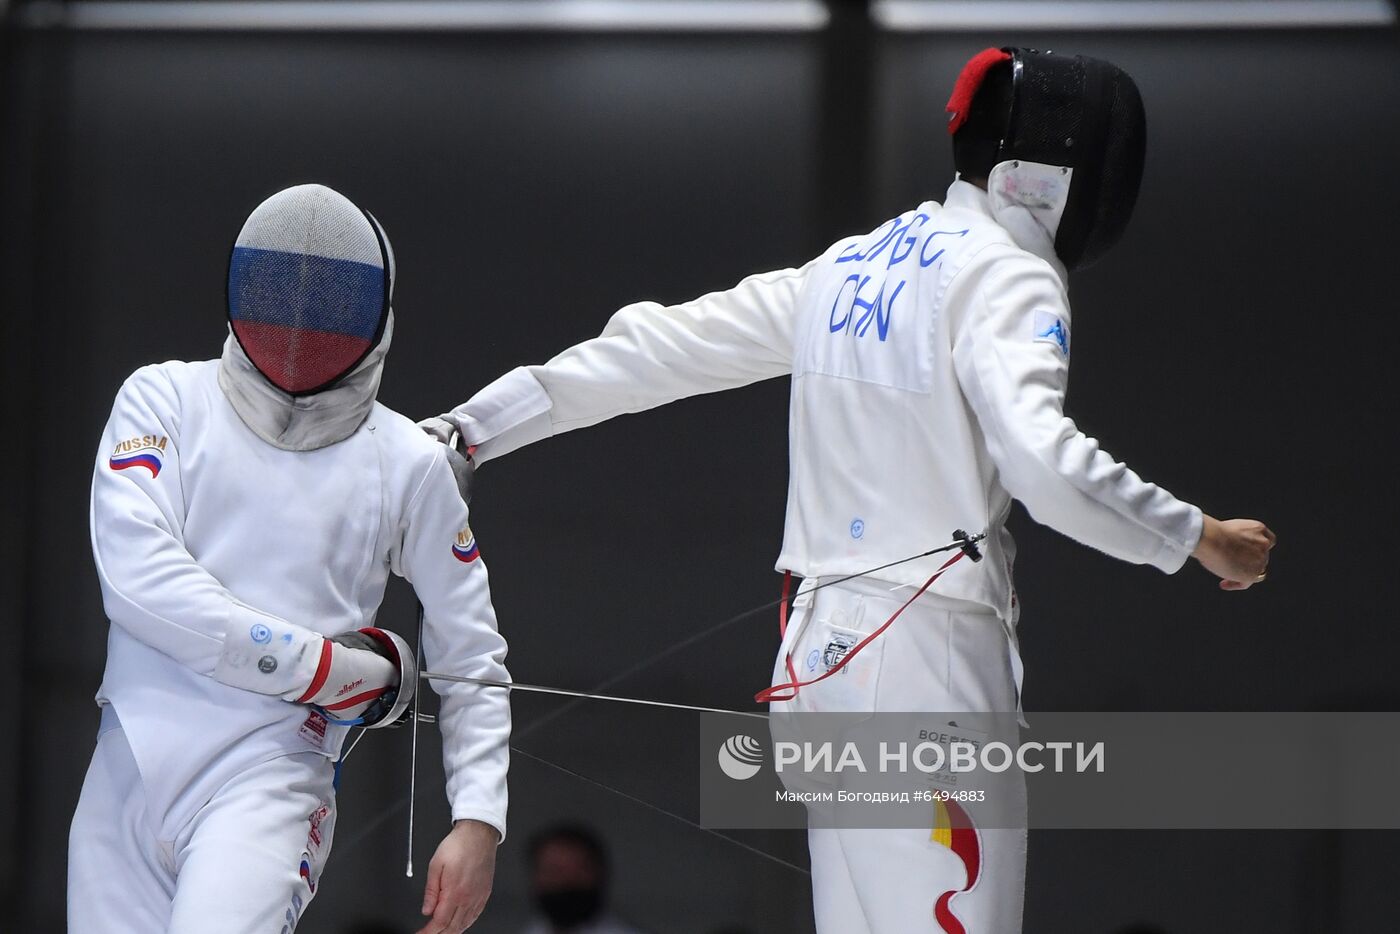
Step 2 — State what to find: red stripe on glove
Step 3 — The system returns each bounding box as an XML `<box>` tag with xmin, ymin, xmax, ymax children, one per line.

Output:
<box><xmin>295</xmin><ymin>639</ymin><xmax>336</xmax><ymax>704</ymax></box>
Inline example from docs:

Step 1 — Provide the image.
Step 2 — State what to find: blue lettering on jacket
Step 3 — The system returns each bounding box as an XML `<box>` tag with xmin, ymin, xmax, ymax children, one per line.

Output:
<box><xmin>829</xmin><ymin>274</ymin><xmax>866</xmax><ymax>333</ymax></box>
<box><xmin>828</xmin><ymin>215</ymin><xmax>969</xmax><ymax>343</ymax></box>
<box><xmin>852</xmin><ymin>278</ymin><xmax>903</xmax><ymax>340</ymax></box>
<box><xmin>920</xmin><ymin>228</ymin><xmax>969</xmax><ymax>267</ymax></box>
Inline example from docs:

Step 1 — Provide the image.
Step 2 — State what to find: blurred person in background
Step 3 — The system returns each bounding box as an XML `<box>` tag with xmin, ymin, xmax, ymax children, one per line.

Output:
<box><xmin>521</xmin><ymin>825</ymin><xmax>649</xmax><ymax>934</ymax></box>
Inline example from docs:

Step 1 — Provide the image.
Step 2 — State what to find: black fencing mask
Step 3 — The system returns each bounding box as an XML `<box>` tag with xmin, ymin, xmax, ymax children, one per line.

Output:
<box><xmin>947</xmin><ymin>47</ymin><xmax>1146</xmax><ymax>270</ymax></box>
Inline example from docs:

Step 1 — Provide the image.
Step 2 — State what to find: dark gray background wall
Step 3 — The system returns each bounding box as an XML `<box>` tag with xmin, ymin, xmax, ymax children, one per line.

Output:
<box><xmin>3</xmin><ymin>11</ymin><xmax>1398</xmax><ymax>934</ymax></box>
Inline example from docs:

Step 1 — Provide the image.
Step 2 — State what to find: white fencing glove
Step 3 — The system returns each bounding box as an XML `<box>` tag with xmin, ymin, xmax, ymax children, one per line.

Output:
<box><xmin>293</xmin><ymin>628</ymin><xmax>409</xmax><ymax>726</ymax></box>
<box><xmin>417</xmin><ymin>416</ymin><xmax>475</xmax><ymax>503</ymax></box>
<box><xmin>417</xmin><ymin>415</ymin><xmax>460</xmax><ymax>449</ymax></box>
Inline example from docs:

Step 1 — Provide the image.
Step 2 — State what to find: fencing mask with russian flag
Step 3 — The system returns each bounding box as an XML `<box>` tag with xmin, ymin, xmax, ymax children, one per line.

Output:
<box><xmin>218</xmin><ymin>184</ymin><xmax>396</xmax><ymax>451</ymax></box>
<box><xmin>228</xmin><ymin>183</ymin><xmax>393</xmax><ymax>394</ymax></box>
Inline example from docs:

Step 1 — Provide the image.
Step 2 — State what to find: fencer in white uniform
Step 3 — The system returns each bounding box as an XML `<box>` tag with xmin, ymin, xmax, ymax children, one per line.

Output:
<box><xmin>423</xmin><ymin>49</ymin><xmax>1273</xmax><ymax>933</ymax></box>
<box><xmin>69</xmin><ymin>185</ymin><xmax>511</xmax><ymax>934</ymax></box>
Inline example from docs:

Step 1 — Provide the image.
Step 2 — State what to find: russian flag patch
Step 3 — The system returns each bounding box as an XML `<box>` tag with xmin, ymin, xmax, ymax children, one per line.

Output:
<box><xmin>109</xmin><ymin>435</ymin><xmax>169</xmax><ymax>478</ymax></box>
<box><xmin>451</xmin><ymin>529</ymin><xmax>479</xmax><ymax>563</ymax></box>
<box><xmin>109</xmin><ymin>452</ymin><xmax>162</xmax><ymax>477</ymax></box>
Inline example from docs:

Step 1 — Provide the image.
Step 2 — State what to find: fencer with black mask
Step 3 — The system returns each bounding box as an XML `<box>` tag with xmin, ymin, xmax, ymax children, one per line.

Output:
<box><xmin>69</xmin><ymin>184</ymin><xmax>511</xmax><ymax>934</ymax></box>
<box><xmin>423</xmin><ymin>49</ymin><xmax>1274</xmax><ymax>933</ymax></box>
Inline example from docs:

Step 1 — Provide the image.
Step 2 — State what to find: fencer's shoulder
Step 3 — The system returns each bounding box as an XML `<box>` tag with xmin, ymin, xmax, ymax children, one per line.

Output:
<box><xmin>932</xmin><ymin>203</ymin><xmax>1017</xmax><ymax>260</ymax></box>
<box><xmin>116</xmin><ymin>359</ymin><xmax>218</xmax><ymax>403</ymax></box>
<box><xmin>366</xmin><ymin>403</ymin><xmax>448</xmax><ymax>468</ymax></box>
<box><xmin>366</xmin><ymin>405</ymin><xmax>463</xmax><ymax>520</ymax></box>
<box><xmin>943</xmin><ymin>226</ymin><xmax>1060</xmax><ymax>294</ymax></box>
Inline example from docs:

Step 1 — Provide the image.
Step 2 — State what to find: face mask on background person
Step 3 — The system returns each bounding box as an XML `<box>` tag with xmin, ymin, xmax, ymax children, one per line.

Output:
<box><xmin>536</xmin><ymin>885</ymin><xmax>605</xmax><ymax>930</ymax></box>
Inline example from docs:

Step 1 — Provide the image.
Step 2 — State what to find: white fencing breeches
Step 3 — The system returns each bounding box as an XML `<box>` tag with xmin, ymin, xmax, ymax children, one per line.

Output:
<box><xmin>68</xmin><ymin>711</ymin><xmax>338</xmax><ymax>934</ymax></box>
<box><xmin>769</xmin><ymin>577</ymin><xmax>1027</xmax><ymax>934</ymax></box>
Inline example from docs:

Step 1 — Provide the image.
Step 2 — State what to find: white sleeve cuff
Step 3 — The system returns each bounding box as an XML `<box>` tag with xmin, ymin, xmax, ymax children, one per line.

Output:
<box><xmin>212</xmin><ymin>605</ymin><xmax>322</xmax><ymax>696</ymax></box>
<box><xmin>1148</xmin><ymin>505</ymin><xmax>1204</xmax><ymax>574</ymax></box>
<box><xmin>448</xmin><ymin>367</ymin><xmax>554</xmax><ymax>465</ymax></box>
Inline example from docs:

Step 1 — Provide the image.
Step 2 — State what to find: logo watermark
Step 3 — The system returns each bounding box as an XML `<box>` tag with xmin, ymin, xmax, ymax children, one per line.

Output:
<box><xmin>717</xmin><ymin>735</ymin><xmax>764</xmax><ymax>780</ymax></box>
<box><xmin>699</xmin><ymin>711</ymin><xmax>1400</xmax><ymax>831</ymax></box>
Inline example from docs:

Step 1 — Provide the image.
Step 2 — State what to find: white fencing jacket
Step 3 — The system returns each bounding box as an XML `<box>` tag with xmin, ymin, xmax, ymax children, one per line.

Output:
<box><xmin>92</xmin><ymin>360</ymin><xmax>510</xmax><ymax>839</ymax></box>
<box><xmin>449</xmin><ymin>180</ymin><xmax>1202</xmax><ymax>623</ymax></box>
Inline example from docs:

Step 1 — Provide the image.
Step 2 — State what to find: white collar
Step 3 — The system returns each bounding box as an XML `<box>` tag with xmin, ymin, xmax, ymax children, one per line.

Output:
<box><xmin>944</xmin><ymin>175</ymin><xmax>1068</xmax><ymax>285</ymax></box>
<box><xmin>943</xmin><ymin>177</ymin><xmax>992</xmax><ymax>215</ymax></box>
<box><xmin>216</xmin><ymin>311</ymin><xmax>393</xmax><ymax>452</ymax></box>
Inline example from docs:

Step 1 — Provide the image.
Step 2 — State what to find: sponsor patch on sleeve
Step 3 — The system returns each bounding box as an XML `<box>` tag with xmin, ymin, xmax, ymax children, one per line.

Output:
<box><xmin>451</xmin><ymin>528</ymin><xmax>480</xmax><ymax>563</ymax></box>
<box><xmin>1032</xmin><ymin>310</ymin><xmax>1070</xmax><ymax>357</ymax></box>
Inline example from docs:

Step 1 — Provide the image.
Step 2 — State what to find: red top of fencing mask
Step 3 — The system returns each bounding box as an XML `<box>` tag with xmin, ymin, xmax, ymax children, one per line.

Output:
<box><xmin>946</xmin><ymin>47</ymin><xmax>1012</xmax><ymax>135</ymax></box>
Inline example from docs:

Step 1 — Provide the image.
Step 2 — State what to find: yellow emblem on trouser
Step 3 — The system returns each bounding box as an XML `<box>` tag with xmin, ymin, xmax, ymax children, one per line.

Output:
<box><xmin>931</xmin><ymin>797</ymin><xmax>981</xmax><ymax>934</ymax></box>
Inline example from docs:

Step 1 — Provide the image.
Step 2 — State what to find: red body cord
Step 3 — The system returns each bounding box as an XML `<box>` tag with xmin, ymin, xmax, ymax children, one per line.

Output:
<box><xmin>754</xmin><ymin>551</ymin><xmax>968</xmax><ymax>704</ymax></box>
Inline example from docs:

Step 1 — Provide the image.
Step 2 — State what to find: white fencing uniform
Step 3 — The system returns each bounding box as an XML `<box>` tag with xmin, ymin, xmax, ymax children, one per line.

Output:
<box><xmin>447</xmin><ymin>180</ymin><xmax>1202</xmax><ymax>932</ymax></box>
<box><xmin>772</xmin><ymin>578</ymin><xmax>1026</xmax><ymax>933</ymax></box>
<box><xmin>71</xmin><ymin>359</ymin><xmax>511</xmax><ymax>934</ymax></box>
<box><xmin>70</xmin><ymin>709</ymin><xmax>341</xmax><ymax>934</ymax></box>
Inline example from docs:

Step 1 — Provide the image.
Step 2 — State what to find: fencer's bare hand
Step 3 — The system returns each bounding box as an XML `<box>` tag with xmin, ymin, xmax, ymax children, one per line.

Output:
<box><xmin>1192</xmin><ymin>515</ymin><xmax>1275</xmax><ymax>591</ymax></box>
<box><xmin>417</xmin><ymin>819</ymin><xmax>498</xmax><ymax>933</ymax></box>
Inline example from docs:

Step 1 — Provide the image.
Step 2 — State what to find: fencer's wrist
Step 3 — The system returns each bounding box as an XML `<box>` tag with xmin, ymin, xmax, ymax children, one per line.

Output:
<box><xmin>1191</xmin><ymin>514</ymin><xmax>1221</xmax><ymax>561</ymax></box>
<box><xmin>452</xmin><ymin>818</ymin><xmax>503</xmax><ymax>846</ymax></box>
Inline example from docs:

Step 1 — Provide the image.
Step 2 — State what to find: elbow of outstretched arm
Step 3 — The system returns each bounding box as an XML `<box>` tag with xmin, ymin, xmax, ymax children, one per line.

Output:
<box><xmin>992</xmin><ymin>426</ymin><xmax>1127</xmax><ymax>545</ymax></box>
<box><xmin>994</xmin><ymin>411</ymin><xmax>1142</xmax><ymax>515</ymax></box>
<box><xmin>989</xmin><ymin>421</ymin><xmax>1080</xmax><ymax>519</ymax></box>
<box><xmin>994</xmin><ymin>427</ymin><xmax>1202</xmax><ymax>572</ymax></box>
